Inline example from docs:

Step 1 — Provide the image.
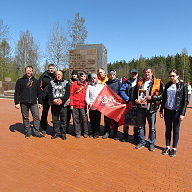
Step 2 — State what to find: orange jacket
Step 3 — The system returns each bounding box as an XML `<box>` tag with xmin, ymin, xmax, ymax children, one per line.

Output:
<box><xmin>97</xmin><ymin>75</ymin><xmax>109</xmax><ymax>85</ymax></box>
<box><xmin>137</xmin><ymin>77</ymin><xmax>161</xmax><ymax>96</ymax></box>
<box><xmin>135</xmin><ymin>77</ymin><xmax>163</xmax><ymax>112</ymax></box>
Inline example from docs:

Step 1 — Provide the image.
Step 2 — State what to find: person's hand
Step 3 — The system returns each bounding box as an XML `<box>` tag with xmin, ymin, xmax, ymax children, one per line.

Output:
<box><xmin>135</xmin><ymin>99</ymin><xmax>147</xmax><ymax>104</ymax></box>
<box><xmin>145</xmin><ymin>96</ymin><xmax>152</xmax><ymax>100</ymax></box>
<box><xmin>70</xmin><ymin>106</ymin><xmax>74</xmax><ymax>110</ymax></box>
<box><xmin>15</xmin><ymin>104</ymin><xmax>20</xmax><ymax>109</ymax></box>
<box><xmin>135</xmin><ymin>99</ymin><xmax>141</xmax><ymax>104</ymax></box>
<box><xmin>57</xmin><ymin>99</ymin><xmax>63</xmax><ymax>105</ymax></box>
<box><xmin>53</xmin><ymin>99</ymin><xmax>59</xmax><ymax>105</ymax></box>
<box><xmin>159</xmin><ymin>111</ymin><xmax>164</xmax><ymax>118</ymax></box>
<box><xmin>180</xmin><ymin>115</ymin><xmax>185</xmax><ymax>121</ymax></box>
<box><xmin>38</xmin><ymin>104</ymin><xmax>42</xmax><ymax>109</ymax></box>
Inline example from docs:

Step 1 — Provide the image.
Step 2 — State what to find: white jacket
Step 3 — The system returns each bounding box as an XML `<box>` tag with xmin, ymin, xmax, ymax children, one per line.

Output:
<box><xmin>85</xmin><ymin>82</ymin><xmax>104</xmax><ymax>110</ymax></box>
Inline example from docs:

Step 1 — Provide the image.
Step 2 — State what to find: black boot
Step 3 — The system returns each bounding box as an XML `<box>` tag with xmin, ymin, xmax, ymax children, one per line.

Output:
<box><xmin>51</xmin><ymin>134</ymin><xmax>60</xmax><ymax>139</ymax></box>
<box><xmin>113</xmin><ymin>128</ymin><xmax>118</xmax><ymax>140</ymax></box>
<box><xmin>52</xmin><ymin>121</ymin><xmax>61</xmax><ymax>139</ymax></box>
<box><xmin>60</xmin><ymin>133</ymin><xmax>66</xmax><ymax>140</ymax></box>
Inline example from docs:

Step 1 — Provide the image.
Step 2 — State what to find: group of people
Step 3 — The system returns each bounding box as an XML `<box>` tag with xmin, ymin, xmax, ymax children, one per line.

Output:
<box><xmin>14</xmin><ymin>64</ymin><xmax>189</xmax><ymax>157</ymax></box>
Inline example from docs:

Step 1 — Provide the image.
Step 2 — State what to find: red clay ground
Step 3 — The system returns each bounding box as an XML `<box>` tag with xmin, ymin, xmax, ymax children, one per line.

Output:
<box><xmin>0</xmin><ymin>98</ymin><xmax>192</xmax><ymax>192</ymax></box>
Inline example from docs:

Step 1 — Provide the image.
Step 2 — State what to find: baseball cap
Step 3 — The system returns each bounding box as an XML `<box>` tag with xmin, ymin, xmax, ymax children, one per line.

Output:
<box><xmin>130</xmin><ymin>69</ymin><xmax>138</xmax><ymax>73</ymax></box>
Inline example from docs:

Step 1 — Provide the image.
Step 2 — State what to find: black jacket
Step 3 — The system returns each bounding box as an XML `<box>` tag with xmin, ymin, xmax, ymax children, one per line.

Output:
<box><xmin>105</xmin><ymin>78</ymin><xmax>121</xmax><ymax>95</ymax></box>
<box><xmin>160</xmin><ymin>81</ymin><xmax>188</xmax><ymax>116</ymax></box>
<box><xmin>48</xmin><ymin>79</ymin><xmax>70</xmax><ymax>107</ymax></box>
<box><xmin>39</xmin><ymin>70</ymin><xmax>55</xmax><ymax>99</ymax></box>
<box><xmin>119</xmin><ymin>78</ymin><xmax>139</xmax><ymax>102</ymax></box>
<box><xmin>14</xmin><ymin>75</ymin><xmax>42</xmax><ymax>105</ymax></box>
<box><xmin>68</xmin><ymin>77</ymin><xmax>77</xmax><ymax>86</ymax></box>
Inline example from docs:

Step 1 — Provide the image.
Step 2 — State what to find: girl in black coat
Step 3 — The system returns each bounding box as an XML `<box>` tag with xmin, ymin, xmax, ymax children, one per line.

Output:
<box><xmin>160</xmin><ymin>69</ymin><xmax>188</xmax><ymax>157</ymax></box>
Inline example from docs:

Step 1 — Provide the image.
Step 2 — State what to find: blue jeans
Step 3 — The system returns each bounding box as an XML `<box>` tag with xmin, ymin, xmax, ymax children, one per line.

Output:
<box><xmin>20</xmin><ymin>103</ymin><xmax>40</xmax><ymax>135</ymax></box>
<box><xmin>137</xmin><ymin>108</ymin><xmax>156</xmax><ymax>145</ymax></box>
<box><xmin>164</xmin><ymin>108</ymin><xmax>181</xmax><ymax>148</ymax></box>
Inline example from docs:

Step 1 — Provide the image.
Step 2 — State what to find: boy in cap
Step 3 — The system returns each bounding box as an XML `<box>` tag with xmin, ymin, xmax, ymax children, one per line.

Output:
<box><xmin>70</xmin><ymin>72</ymin><xmax>89</xmax><ymax>138</ymax></box>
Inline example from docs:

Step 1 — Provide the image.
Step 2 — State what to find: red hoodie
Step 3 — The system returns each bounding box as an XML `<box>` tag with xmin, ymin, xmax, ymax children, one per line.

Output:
<box><xmin>70</xmin><ymin>80</ymin><xmax>88</xmax><ymax>109</ymax></box>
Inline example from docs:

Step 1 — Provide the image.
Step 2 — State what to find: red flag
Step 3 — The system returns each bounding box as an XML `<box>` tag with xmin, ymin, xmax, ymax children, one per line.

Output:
<box><xmin>92</xmin><ymin>85</ymin><xmax>131</xmax><ymax>125</ymax></box>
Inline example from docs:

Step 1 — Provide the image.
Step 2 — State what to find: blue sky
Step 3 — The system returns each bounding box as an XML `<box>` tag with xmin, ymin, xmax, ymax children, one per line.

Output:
<box><xmin>1</xmin><ymin>0</ymin><xmax>192</xmax><ymax>65</ymax></box>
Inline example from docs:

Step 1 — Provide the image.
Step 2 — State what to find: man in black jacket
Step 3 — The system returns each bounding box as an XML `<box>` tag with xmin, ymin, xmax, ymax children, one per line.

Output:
<box><xmin>39</xmin><ymin>64</ymin><xmax>55</xmax><ymax>134</ymax></box>
<box><xmin>48</xmin><ymin>71</ymin><xmax>70</xmax><ymax>140</ymax></box>
<box><xmin>14</xmin><ymin>66</ymin><xmax>45</xmax><ymax>138</ymax></box>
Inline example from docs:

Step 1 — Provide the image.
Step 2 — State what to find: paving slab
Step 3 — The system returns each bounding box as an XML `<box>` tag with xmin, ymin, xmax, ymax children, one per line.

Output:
<box><xmin>0</xmin><ymin>99</ymin><xmax>192</xmax><ymax>192</ymax></box>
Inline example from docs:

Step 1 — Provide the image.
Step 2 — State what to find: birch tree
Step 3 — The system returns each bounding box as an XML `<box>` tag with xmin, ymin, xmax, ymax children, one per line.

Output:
<box><xmin>15</xmin><ymin>30</ymin><xmax>40</xmax><ymax>74</ymax></box>
<box><xmin>46</xmin><ymin>22</ymin><xmax>70</xmax><ymax>70</ymax></box>
<box><xmin>68</xmin><ymin>12</ymin><xmax>88</xmax><ymax>48</ymax></box>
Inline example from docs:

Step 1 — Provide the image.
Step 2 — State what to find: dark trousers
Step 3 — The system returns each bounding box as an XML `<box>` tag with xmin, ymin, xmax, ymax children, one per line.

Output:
<box><xmin>123</xmin><ymin>125</ymin><xmax>139</xmax><ymax>140</ymax></box>
<box><xmin>20</xmin><ymin>103</ymin><xmax>40</xmax><ymax>135</ymax></box>
<box><xmin>72</xmin><ymin>108</ymin><xmax>88</xmax><ymax>136</ymax></box>
<box><xmin>40</xmin><ymin>99</ymin><xmax>50</xmax><ymax>130</ymax></box>
<box><xmin>67</xmin><ymin>106</ymin><xmax>72</xmax><ymax>128</ymax></box>
<box><xmin>104</xmin><ymin>116</ymin><xmax>118</xmax><ymax>138</ymax></box>
<box><xmin>187</xmin><ymin>94</ymin><xmax>191</xmax><ymax>105</ymax></box>
<box><xmin>164</xmin><ymin>108</ymin><xmax>181</xmax><ymax>148</ymax></box>
<box><xmin>51</xmin><ymin>104</ymin><xmax>68</xmax><ymax>135</ymax></box>
<box><xmin>89</xmin><ymin>109</ymin><xmax>101</xmax><ymax>136</ymax></box>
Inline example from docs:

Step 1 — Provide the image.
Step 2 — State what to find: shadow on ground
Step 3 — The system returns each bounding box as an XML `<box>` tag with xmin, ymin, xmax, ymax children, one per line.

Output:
<box><xmin>9</xmin><ymin>122</ymin><xmax>53</xmax><ymax>136</ymax></box>
<box><xmin>9</xmin><ymin>123</ymin><xmax>25</xmax><ymax>135</ymax></box>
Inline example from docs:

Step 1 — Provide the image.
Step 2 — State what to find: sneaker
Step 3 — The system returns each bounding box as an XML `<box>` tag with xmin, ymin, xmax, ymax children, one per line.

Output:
<box><xmin>135</xmin><ymin>143</ymin><xmax>145</xmax><ymax>149</ymax></box>
<box><xmin>35</xmin><ymin>134</ymin><xmax>46</xmax><ymax>138</ymax></box>
<box><xmin>93</xmin><ymin>135</ymin><xmax>99</xmax><ymax>139</ymax></box>
<box><xmin>60</xmin><ymin>133</ymin><xmax>66</xmax><ymax>140</ymax></box>
<box><xmin>51</xmin><ymin>134</ymin><xmax>60</xmax><ymax>139</ymax></box>
<box><xmin>41</xmin><ymin>130</ymin><xmax>47</xmax><ymax>135</ymax></box>
<box><xmin>148</xmin><ymin>145</ymin><xmax>155</xmax><ymax>152</ymax></box>
<box><xmin>113</xmin><ymin>137</ymin><xmax>119</xmax><ymax>140</ymax></box>
<box><xmin>76</xmin><ymin>134</ymin><xmax>81</xmax><ymax>138</ymax></box>
<box><xmin>89</xmin><ymin>134</ymin><xmax>93</xmax><ymax>138</ymax></box>
<box><xmin>169</xmin><ymin>149</ymin><xmax>176</xmax><ymax>157</ymax></box>
<box><xmin>83</xmin><ymin>134</ymin><xmax>89</xmax><ymax>138</ymax></box>
<box><xmin>162</xmin><ymin>148</ymin><xmax>170</xmax><ymax>155</ymax></box>
<box><xmin>102</xmin><ymin>132</ymin><xmax>109</xmax><ymax>139</ymax></box>
<box><xmin>25</xmin><ymin>133</ymin><xmax>31</xmax><ymax>139</ymax></box>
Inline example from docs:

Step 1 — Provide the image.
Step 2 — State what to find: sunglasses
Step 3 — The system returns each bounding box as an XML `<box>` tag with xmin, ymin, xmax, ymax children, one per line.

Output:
<box><xmin>169</xmin><ymin>75</ymin><xmax>176</xmax><ymax>77</ymax></box>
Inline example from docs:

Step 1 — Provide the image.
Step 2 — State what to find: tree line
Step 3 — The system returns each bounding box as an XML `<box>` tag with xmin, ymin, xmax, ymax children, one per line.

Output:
<box><xmin>0</xmin><ymin>13</ymin><xmax>87</xmax><ymax>81</ymax></box>
<box><xmin>108</xmin><ymin>49</ymin><xmax>192</xmax><ymax>83</ymax></box>
<box><xmin>0</xmin><ymin>15</ymin><xmax>191</xmax><ymax>83</ymax></box>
